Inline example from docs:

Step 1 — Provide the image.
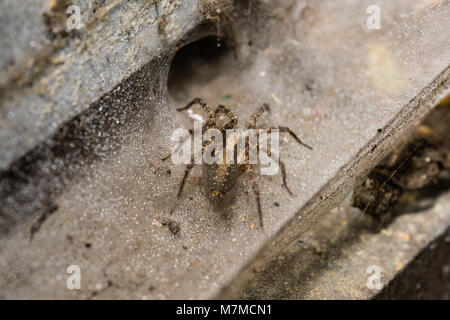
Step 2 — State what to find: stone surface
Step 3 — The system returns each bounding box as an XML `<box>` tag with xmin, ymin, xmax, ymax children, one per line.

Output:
<box><xmin>0</xmin><ymin>0</ymin><xmax>449</xmax><ymax>299</ymax></box>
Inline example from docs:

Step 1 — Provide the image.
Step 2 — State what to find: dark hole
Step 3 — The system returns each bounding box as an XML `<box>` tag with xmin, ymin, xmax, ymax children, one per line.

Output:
<box><xmin>168</xmin><ymin>36</ymin><xmax>232</xmax><ymax>105</ymax></box>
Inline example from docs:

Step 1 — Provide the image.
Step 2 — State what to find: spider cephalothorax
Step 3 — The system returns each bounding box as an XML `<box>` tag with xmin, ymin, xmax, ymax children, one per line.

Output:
<box><xmin>163</xmin><ymin>97</ymin><xmax>312</xmax><ymax>229</ymax></box>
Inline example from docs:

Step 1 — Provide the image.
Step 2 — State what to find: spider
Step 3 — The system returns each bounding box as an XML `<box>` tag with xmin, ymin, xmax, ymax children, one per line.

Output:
<box><xmin>163</xmin><ymin>97</ymin><xmax>312</xmax><ymax>229</ymax></box>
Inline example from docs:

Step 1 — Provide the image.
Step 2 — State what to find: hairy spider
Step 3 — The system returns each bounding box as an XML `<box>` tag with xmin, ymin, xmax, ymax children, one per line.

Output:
<box><xmin>163</xmin><ymin>97</ymin><xmax>312</xmax><ymax>229</ymax></box>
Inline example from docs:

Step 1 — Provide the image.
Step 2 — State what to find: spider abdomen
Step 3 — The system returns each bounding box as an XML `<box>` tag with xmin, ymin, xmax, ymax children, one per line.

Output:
<box><xmin>203</xmin><ymin>163</ymin><xmax>240</xmax><ymax>199</ymax></box>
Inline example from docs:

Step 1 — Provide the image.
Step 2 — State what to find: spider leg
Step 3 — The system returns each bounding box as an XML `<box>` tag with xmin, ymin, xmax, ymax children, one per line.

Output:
<box><xmin>177</xmin><ymin>164</ymin><xmax>194</xmax><ymax>199</ymax></box>
<box><xmin>215</xmin><ymin>104</ymin><xmax>238</xmax><ymax>130</ymax></box>
<box><xmin>280</xmin><ymin>160</ymin><xmax>294</xmax><ymax>196</ymax></box>
<box><xmin>162</xmin><ymin>129</ymin><xmax>194</xmax><ymax>161</ymax></box>
<box><xmin>177</xmin><ymin>97</ymin><xmax>216</xmax><ymax>129</ymax></box>
<box><xmin>162</xmin><ymin>101</ymin><xmax>218</xmax><ymax>162</ymax></box>
<box><xmin>242</xmin><ymin>104</ymin><xmax>270</xmax><ymax>167</ymax></box>
<box><xmin>257</xmin><ymin>131</ymin><xmax>294</xmax><ymax>196</ymax></box>
<box><xmin>248</xmin><ymin>166</ymin><xmax>264</xmax><ymax>230</ymax></box>
<box><xmin>165</xmin><ymin>98</ymin><xmax>216</xmax><ymax>161</ymax></box>
<box><xmin>170</xmin><ymin>163</ymin><xmax>194</xmax><ymax>214</ymax></box>
<box><xmin>248</xmin><ymin>103</ymin><xmax>270</xmax><ymax>129</ymax></box>
<box><xmin>268</xmin><ymin>126</ymin><xmax>313</xmax><ymax>150</ymax></box>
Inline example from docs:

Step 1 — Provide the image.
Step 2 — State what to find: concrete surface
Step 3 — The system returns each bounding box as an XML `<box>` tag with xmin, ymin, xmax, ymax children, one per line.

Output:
<box><xmin>0</xmin><ymin>0</ymin><xmax>450</xmax><ymax>299</ymax></box>
<box><xmin>239</xmin><ymin>101</ymin><xmax>450</xmax><ymax>299</ymax></box>
<box><xmin>239</xmin><ymin>181</ymin><xmax>450</xmax><ymax>299</ymax></box>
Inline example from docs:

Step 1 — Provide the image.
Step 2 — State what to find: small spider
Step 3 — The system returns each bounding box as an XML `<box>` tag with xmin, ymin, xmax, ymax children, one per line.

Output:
<box><xmin>163</xmin><ymin>97</ymin><xmax>312</xmax><ymax>229</ymax></box>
